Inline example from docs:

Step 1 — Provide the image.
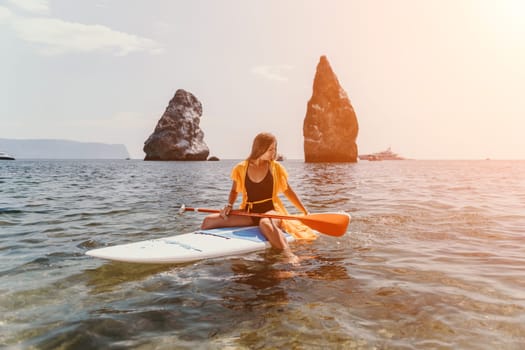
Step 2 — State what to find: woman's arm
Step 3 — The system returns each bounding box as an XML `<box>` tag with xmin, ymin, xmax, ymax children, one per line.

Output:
<box><xmin>221</xmin><ymin>181</ymin><xmax>239</xmax><ymax>217</ymax></box>
<box><xmin>283</xmin><ymin>182</ymin><xmax>309</xmax><ymax>215</ymax></box>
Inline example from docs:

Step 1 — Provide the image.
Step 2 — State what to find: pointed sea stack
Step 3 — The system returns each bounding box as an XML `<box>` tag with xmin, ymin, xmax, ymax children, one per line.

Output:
<box><xmin>144</xmin><ymin>89</ymin><xmax>210</xmax><ymax>161</ymax></box>
<box><xmin>303</xmin><ymin>56</ymin><xmax>359</xmax><ymax>162</ymax></box>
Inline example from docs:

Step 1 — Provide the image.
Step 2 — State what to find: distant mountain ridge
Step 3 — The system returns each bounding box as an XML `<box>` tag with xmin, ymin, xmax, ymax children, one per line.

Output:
<box><xmin>0</xmin><ymin>139</ymin><xmax>130</xmax><ymax>159</ymax></box>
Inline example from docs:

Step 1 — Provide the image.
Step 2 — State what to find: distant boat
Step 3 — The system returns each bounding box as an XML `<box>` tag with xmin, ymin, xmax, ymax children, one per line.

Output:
<box><xmin>0</xmin><ymin>152</ymin><xmax>15</xmax><ymax>160</ymax></box>
<box><xmin>359</xmin><ymin>147</ymin><xmax>405</xmax><ymax>161</ymax></box>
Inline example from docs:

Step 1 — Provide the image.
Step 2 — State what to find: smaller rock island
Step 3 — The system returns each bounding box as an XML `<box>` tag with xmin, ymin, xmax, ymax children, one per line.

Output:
<box><xmin>143</xmin><ymin>89</ymin><xmax>210</xmax><ymax>161</ymax></box>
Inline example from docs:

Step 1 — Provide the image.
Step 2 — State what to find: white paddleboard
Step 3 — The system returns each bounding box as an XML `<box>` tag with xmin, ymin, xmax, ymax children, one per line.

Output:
<box><xmin>85</xmin><ymin>226</ymin><xmax>295</xmax><ymax>264</ymax></box>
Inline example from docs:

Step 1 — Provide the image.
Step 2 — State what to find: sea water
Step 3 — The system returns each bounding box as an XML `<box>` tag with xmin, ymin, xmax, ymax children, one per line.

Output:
<box><xmin>1</xmin><ymin>159</ymin><xmax>524</xmax><ymax>349</ymax></box>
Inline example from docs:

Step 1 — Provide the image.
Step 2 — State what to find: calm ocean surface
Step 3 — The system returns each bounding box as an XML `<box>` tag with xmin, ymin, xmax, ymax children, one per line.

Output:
<box><xmin>1</xmin><ymin>159</ymin><xmax>524</xmax><ymax>349</ymax></box>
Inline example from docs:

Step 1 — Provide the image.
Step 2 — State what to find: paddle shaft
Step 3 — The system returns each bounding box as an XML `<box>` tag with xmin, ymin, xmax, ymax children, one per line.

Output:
<box><xmin>184</xmin><ymin>207</ymin><xmax>303</xmax><ymax>221</ymax></box>
<box><xmin>182</xmin><ymin>207</ymin><xmax>350</xmax><ymax>236</ymax></box>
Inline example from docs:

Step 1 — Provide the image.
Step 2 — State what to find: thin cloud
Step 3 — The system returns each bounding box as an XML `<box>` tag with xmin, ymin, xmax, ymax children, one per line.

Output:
<box><xmin>7</xmin><ymin>0</ymin><xmax>49</xmax><ymax>15</ymax></box>
<box><xmin>1</xmin><ymin>2</ymin><xmax>165</xmax><ymax>56</ymax></box>
<box><xmin>12</xmin><ymin>17</ymin><xmax>165</xmax><ymax>55</ymax></box>
<box><xmin>0</xmin><ymin>6</ymin><xmax>14</xmax><ymax>21</ymax></box>
<box><xmin>251</xmin><ymin>65</ymin><xmax>294</xmax><ymax>82</ymax></box>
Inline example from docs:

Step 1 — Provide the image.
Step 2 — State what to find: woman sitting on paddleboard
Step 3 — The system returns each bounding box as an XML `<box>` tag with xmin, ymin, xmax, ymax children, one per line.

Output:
<box><xmin>201</xmin><ymin>132</ymin><xmax>316</xmax><ymax>258</ymax></box>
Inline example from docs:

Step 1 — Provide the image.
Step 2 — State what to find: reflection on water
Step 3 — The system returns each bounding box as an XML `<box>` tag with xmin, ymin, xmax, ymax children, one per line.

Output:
<box><xmin>222</xmin><ymin>255</ymin><xmax>292</xmax><ymax>316</ymax></box>
<box><xmin>299</xmin><ymin>163</ymin><xmax>358</xmax><ymax>211</ymax></box>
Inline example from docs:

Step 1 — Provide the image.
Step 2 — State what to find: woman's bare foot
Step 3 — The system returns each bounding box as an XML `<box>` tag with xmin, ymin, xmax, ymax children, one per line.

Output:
<box><xmin>282</xmin><ymin>249</ymin><xmax>300</xmax><ymax>265</ymax></box>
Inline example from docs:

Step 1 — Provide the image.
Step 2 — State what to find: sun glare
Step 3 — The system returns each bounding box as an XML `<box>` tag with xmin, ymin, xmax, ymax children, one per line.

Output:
<box><xmin>475</xmin><ymin>0</ymin><xmax>525</xmax><ymax>44</ymax></box>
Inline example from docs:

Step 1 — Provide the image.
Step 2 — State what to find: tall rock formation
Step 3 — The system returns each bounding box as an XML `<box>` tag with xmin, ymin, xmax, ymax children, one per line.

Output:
<box><xmin>144</xmin><ymin>89</ymin><xmax>210</xmax><ymax>161</ymax></box>
<box><xmin>303</xmin><ymin>56</ymin><xmax>359</xmax><ymax>162</ymax></box>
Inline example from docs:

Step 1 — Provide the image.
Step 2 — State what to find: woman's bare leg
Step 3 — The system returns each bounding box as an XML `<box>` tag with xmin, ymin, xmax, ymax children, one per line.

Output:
<box><xmin>259</xmin><ymin>217</ymin><xmax>299</xmax><ymax>264</ymax></box>
<box><xmin>201</xmin><ymin>213</ymin><xmax>254</xmax><ymax>230</ymax></box>
<box><xmin>257</xmin><ymin>211</ymin><xmax>299</xmax><ymax>264</ymax></box>
<box><xmin>258</xmin><ymin>217</ymin><xmax>289</xmax><ymax>250</ymax></box>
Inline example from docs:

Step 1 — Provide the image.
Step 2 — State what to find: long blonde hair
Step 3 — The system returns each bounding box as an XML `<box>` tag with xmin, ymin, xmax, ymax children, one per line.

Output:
<box><xmin>247</xmin><ymin>132</ymin><xmax>277</xmax><ymax>161</ymax></box>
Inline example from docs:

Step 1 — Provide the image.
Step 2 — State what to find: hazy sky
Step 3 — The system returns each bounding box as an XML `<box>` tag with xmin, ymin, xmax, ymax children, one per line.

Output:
<box><xmin>2</xmin><ymin>0</ymin><xmax>524</xmax><ymax>159</ymax></box>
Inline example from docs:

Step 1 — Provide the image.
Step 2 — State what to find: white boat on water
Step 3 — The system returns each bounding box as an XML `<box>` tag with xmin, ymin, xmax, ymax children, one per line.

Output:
<box><xmin>358</xmin><ymin>147</ymin><xmax>405</xmax><ymax>161</ymax></box>
<box><xmin>0</xmin><ymin>152</ymin><xmax>15</xmax><ymax>160</ymax></box>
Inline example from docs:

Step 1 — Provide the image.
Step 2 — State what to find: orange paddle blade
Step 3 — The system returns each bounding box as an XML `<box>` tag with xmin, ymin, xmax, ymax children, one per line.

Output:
<box><xmin>296</xmin><ymin>213</ymin><xmax>351</xmax><ymax>236</ymax></box>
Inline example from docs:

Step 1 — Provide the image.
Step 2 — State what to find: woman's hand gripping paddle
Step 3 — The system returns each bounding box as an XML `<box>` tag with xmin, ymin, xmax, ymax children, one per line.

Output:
<box><xmin>179</xmin><ymin>204</ymin><xmax>351</xmax><ymax>236</ymax></box>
